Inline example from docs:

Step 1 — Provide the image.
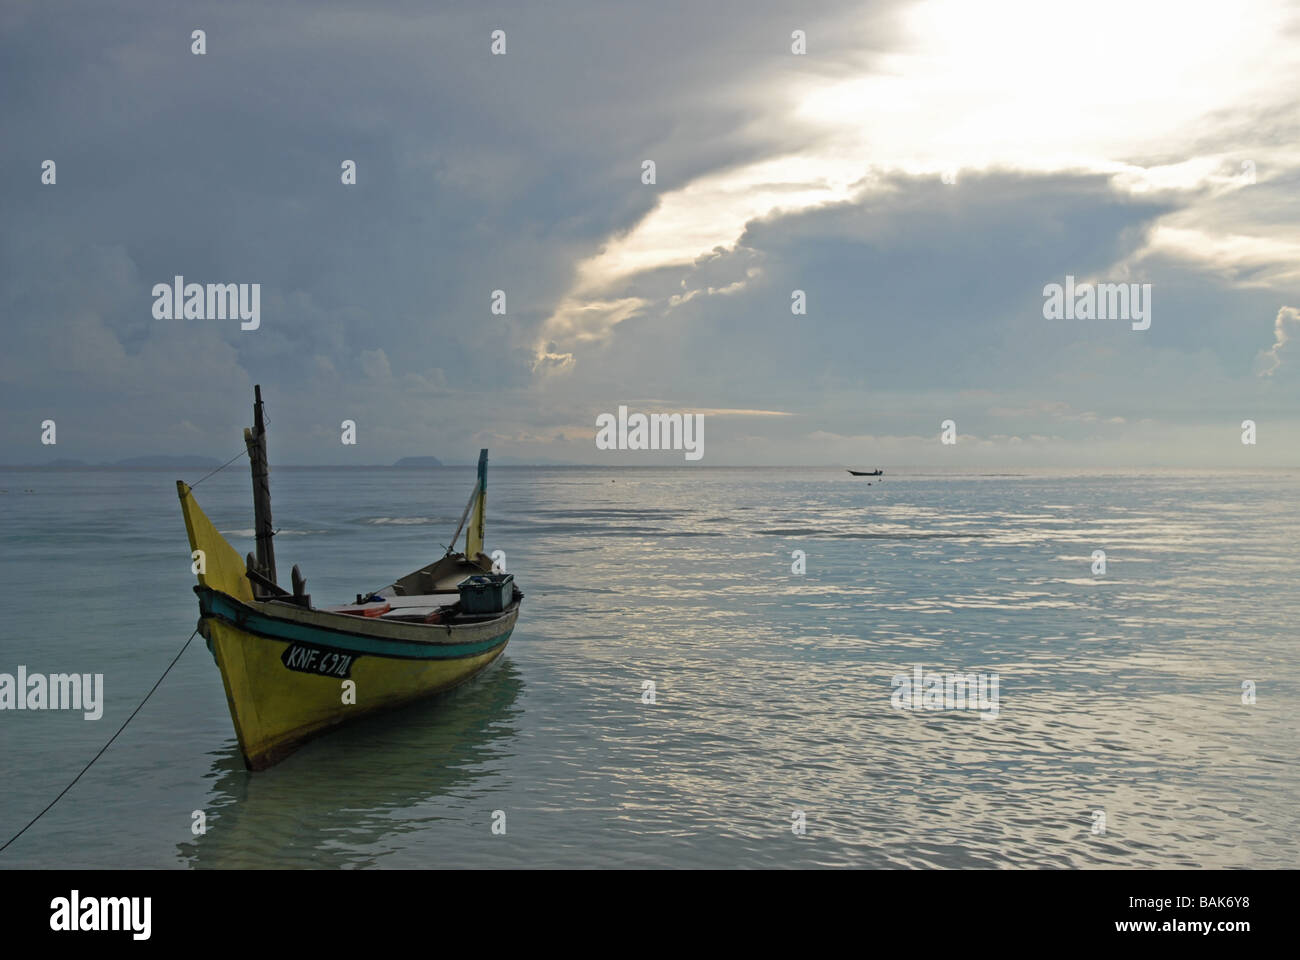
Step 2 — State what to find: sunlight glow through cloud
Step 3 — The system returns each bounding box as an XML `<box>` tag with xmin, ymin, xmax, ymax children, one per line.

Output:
<box><xmin>536</xmin><ymin>0</ymin><xmax>1300</xmax><ymax>366</ymax></box>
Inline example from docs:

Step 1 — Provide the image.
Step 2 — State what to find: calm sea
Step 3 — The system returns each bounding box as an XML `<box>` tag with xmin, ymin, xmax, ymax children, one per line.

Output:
<box><xmin>0</xmin><ymin>466</ymin><xmax>1296</xmax><ymax>868</ymax></box>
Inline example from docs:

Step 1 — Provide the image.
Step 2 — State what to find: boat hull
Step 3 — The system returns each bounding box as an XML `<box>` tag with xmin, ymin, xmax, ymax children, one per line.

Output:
<box><xmin>198</xmin><ymin>589</ymin><xmax>517</xmax><ymax>770</ymax></box>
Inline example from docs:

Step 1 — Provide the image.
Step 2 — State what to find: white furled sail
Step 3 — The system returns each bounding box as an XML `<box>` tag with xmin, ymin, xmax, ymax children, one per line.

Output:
<box><xmin>466</xmin><ymin>448</ymin><xmax>488</xmax><ymax>559</ymax></box>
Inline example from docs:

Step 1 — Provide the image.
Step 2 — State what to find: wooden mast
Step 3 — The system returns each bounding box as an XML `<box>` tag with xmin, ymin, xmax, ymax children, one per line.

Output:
<box><xmin>244</xmin><ymin>384</ymin><xmax>277</xmax><ymax>586</ymax></box>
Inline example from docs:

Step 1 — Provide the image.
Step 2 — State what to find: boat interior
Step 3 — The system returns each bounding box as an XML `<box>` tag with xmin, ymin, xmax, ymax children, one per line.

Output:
<box><xmin>249</xmin><ymin>550</ymin><xmax>517</xmax><ymax>626</ymax></box>
<box><xmin>189</xmin><ymin>388</ymin><xmax>519</xmax><ymax>633</ymax></box>
<box><xmin>357</xmin><ymin>553</ymin><xmax>521</xmax><ymax>625</ymax></box>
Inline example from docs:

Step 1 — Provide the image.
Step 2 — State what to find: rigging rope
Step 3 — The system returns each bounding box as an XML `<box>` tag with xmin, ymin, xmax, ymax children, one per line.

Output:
<box><xmin>189</xmin><ymin>447</ymin><xmax>248</xmax><ymax>487</ymax></box>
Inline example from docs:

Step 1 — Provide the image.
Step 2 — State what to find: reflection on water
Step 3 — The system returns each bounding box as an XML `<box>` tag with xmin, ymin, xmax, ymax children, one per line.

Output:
<box><xmin>177</xmin><ymin>660</ymin><xmax>524</xmax><ymax>868</ymax></box>
<box><xmin>1</xmin><ymin>467</ymin><xmax>1297</xmax><ymax>868</ymax></box>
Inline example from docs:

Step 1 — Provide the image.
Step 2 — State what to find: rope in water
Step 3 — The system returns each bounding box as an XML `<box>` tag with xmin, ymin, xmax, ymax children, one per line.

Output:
<box><xmin>2</xmin><ymin>403</ymin><xmax>266</xmax><ymax>852</ymax></box>
<box><xmin>0</xmin><ymin>628</ymin><xmax>200</xmax><ymax>855</ymax></box>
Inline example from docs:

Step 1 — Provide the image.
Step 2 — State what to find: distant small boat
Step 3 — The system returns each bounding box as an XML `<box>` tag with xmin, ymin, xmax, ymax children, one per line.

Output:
<box><xmin>847</xmin><ymin>469</ymin><xmax>883</xmax><ymax>477</ymax></box>
<box><xmin>178</xmin><ymin>386</ymin><xmax>521</xmax><ymax>770</ymax></box>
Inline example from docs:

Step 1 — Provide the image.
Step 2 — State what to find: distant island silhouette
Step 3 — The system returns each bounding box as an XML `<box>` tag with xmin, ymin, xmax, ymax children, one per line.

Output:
<box><xmin>5</xmin><ymin>453</ymin><xmax>589</xmax><ymax>468</ymax></box>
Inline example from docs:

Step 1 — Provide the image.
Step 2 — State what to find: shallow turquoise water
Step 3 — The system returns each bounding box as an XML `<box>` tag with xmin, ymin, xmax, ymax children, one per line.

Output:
<box><xmin>0</xmin><ymin>466</ymin><xmax>1296</xmax><ymax>868</ymax></box>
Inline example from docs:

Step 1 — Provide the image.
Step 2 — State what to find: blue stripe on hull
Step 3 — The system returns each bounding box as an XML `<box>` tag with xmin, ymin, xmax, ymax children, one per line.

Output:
<box><xmin>199</xmin><ymin>589</ymin><xmax>514</xmax><ymax>660</ymax></box>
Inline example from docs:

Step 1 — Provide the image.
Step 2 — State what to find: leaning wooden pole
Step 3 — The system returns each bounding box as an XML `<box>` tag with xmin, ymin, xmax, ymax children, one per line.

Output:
<box><xmin>244</xmin><ymin>384</ymin><xmax>277</xmax><ymax>585</ymax></box>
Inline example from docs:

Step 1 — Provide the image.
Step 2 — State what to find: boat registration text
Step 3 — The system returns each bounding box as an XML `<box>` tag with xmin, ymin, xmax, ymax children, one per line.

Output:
<box><xmin>281</xmin><ymin>642</ymin><xmax>357</xmax><ymax>678</ymax></box>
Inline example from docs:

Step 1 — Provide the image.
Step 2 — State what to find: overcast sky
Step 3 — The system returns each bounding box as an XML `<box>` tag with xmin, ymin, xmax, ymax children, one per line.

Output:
<box><xmin>4</xmin><ymin>0</ymin><xmax>1299</xmax><ymax>465</ymax></box>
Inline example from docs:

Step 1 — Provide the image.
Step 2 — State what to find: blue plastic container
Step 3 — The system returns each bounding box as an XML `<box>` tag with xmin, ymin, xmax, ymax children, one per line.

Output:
<box><xmin>457</xmin><ymin>573</ymin><xmax>514</xmax><ymax>614</ymax></box>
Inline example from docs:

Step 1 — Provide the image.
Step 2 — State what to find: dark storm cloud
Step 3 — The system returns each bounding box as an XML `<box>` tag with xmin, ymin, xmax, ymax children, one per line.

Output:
<box><xmin>2</xmin><ymin>0</ymin><xmax>1298</xmax><ymax>465</ymax></box>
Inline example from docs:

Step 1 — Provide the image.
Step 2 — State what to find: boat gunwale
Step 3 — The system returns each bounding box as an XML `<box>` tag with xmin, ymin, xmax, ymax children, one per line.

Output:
<box><xmin>196</xmin><ymin>584</ymin><xmax>521</xmax><ymax>653</ymax></box>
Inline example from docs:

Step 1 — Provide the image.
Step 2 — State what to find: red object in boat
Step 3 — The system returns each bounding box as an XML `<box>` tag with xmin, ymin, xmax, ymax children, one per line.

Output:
<box><xmin>327</xmin><ymin>601</ymin><xmax>392</xmax><ymax>618</ymax></box>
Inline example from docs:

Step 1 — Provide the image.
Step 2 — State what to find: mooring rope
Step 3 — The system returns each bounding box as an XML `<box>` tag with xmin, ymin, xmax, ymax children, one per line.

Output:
<box><xmin>0</xmin><ymin>628</ymin><xmax>200</xmax><ymax>855</ymax></box>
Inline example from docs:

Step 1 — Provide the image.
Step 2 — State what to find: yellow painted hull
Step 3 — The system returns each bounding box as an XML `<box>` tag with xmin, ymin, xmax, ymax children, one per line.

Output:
<box><xmin>177</xmin><ymin>476</ymin><xmax>520</xmax><ymax>771</ymax></box>
<box><xmin>206</xmin><ymin>617</ymin><xmax>512</xmax><ymax>770</ymax></box>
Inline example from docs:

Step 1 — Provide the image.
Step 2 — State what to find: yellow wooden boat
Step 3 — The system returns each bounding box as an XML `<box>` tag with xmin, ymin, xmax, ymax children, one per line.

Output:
<box><xmin>178</xmin><ymin>387</ymin><xmax>521</xmax><ymax>770</ymax></box>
